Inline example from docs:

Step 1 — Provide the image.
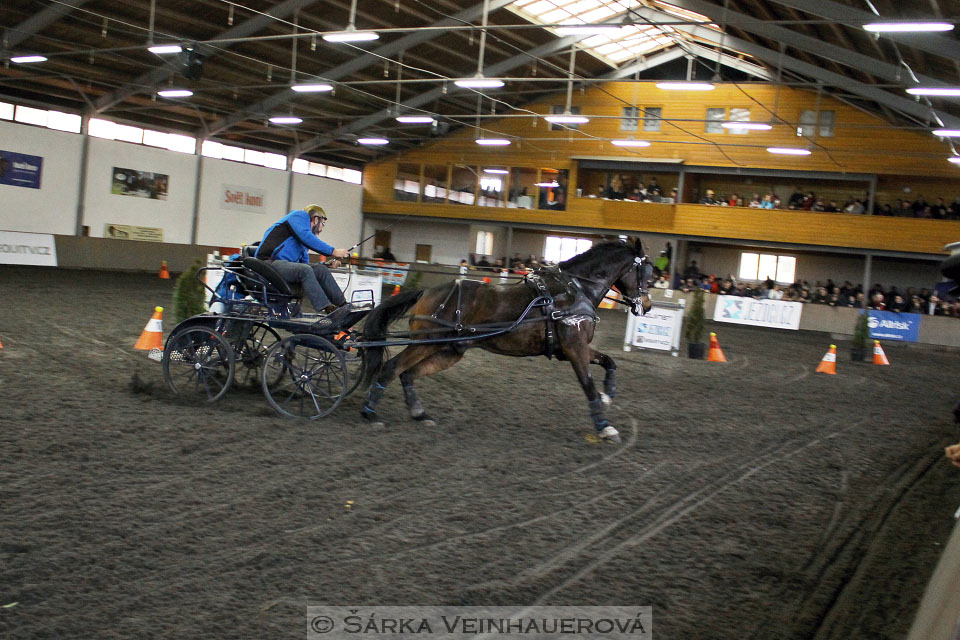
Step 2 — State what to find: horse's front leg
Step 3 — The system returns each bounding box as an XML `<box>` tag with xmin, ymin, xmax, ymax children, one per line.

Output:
<box><xmin>589</xmin><ymin>348</ymin><xmax>617</xmax><ymax>404</ymax></box>
<box><xmin>562</xmin><ymin>338</ymin><xmax>621</xmax><ymax>444</ymax></box>
<box><xmin>400</xmin><ymin>348</ymin><xmax>464</xmax><ymax>427</ymax></box>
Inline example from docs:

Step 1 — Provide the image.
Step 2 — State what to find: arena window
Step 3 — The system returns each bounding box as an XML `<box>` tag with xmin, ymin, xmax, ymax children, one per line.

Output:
<box><xmin>476</xmin><ymin>230</ymin><xmax>493</xmax><ymax>256</ymax></box>
<box><xmin>739</xmin><ymin>252</ymin><xmax>796</xmax><ymax>283</ymax></box>
<box><xmin>544</xmin><ymin>236</ymin><xmax>592</xmax><ymax>263</ymax></box>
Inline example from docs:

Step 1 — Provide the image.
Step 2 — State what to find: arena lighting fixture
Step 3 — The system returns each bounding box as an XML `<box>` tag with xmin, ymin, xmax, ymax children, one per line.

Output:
<box><xmin>933</xmin><ymin>129</ymin><xmax>960</xmax><ymax>136</ymax></box>
<box><xmin>10</xmin><ymin>55</ymin><xmax>48</xmax><ymax>63</ymax></box>
<box><xmin>721</xmin><ymin>121</ymin><xmax>773</xmax><ymax>130</ymax></box>
<box><xmin>535</xmin><ymin>181</ymin><xmax>560</xmax><ymax>187</ymax></box>
<box><xmin>907</xmin><ymin>87</ymin><xmax>960</xmax><ymax>96</ymax></box>
<box><xmin>555</xmin><ymin>24</ymin><xmax>622</xmax><ymax>35</ymax></box>
<box><xmin>395</xmin><ymin>115</ymin><xmax>436</xmax><ymax>124</ymax></box>
<box><xmin>767</xmin><ymin>147</ymin><xmax>811</xmax><ymax>155</ymax></box>
<box><xmin>454</xmin><ymin>75</ymin><xmax>505</xmax><ymax>89</ymax></box>
<box><xmin>148</xmin><ymin>44</ymin><xmax>183</xmax><ymax>54</ymax></box>
<box><xmin>357</xmin><ymin>137</ymin><xmax>389</xmax><ymax>145</ymax></box>
<box><xmin>949</xmin><ymin>157</ymin><xmax>960</xmax><ymax>164</ymax></box>
<box><xmin>483</xmin><ymin>168</ymin><xmax>509</xmax><ymax>174</ymax></box>
<box><xmin>863</xmin><ymin>22</ymin><xmax>953</xmax><ymax>32</ymax></box>
<box><xmin>656</xmin><ymin>82</ymin><xmax>715</xmax><ymax>91</ymax></box>
<box><xmin>291</xmin><ymin>83</ymin><xmax>334</xmax><ymax>92</ymax></box>
<box><xmin>475</xmin><ymin>138</ymin><xmax>511</xmax><ymax>146</ymax></box>
<box><xmin>611</xmin><ymin>139</ymin><xmax>651</xmax><ymax>147</ymax></box>
<box><xmin>544</xmin><ymin>113</ymin><xmax>590</xmax><ymax>124</ymax></box>
<box><xmin>157</xmin><ymin>89</ymin><xmax>193</xmax><ymax>98</ymax></box>
<box><xmin>269</xmin><ymin>116</ymin><xmax>302</xmax><ymax>124</ymax></box>
<box><xmin>323</xmin><ymin>0</ymin><xmax>379</xmax><ymax>42</ymax></box>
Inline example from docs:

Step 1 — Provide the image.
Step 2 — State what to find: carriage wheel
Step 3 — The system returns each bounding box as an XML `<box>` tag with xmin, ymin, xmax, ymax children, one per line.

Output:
<box><xmin>231</xmin><ymin>322</ymin><xmax>282</xmax><ymax>390</ymax></box>
<box><xmin>261</xmin><ymin>334</ymin><xmax>347</xmax><ymax>419</ymax></box>
<box><xmin>162</xmin><ymin>326</ymin><xmax>235</xmax><ymax>402</ymax></box>
<box><xmin>342</xmin><ymin>346</ymin><xmax>389</xmax><ymax>398</ymax></box>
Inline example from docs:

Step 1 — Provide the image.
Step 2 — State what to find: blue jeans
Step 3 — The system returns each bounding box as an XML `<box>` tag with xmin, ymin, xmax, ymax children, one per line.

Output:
<box><xmin>269</xmin><ymin>260</ymin><xmax>346</xmax><ymax>311</ymax></box>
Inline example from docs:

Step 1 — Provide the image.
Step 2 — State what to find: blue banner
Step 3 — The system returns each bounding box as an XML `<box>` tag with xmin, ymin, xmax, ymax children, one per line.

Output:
<box><xmin>866</xmin><ymin>310</ymin><xmax>921</xmax><ymax>342</ymax></box>
<box><xmin>0</xmin><ymin>150</ymin><xmax>43</xmax><ymax>189</ymax></box>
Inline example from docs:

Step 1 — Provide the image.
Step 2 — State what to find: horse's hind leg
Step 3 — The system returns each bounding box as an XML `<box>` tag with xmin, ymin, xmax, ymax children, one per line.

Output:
<box><xmin>400</xmin><ymin>348</ymin><xmax>464</xmax><ymax>426</ymax></box>
<box><xmin>589</xmin><ymin>348</ymin><xmax>617</xmax><ymax>403</ymax></box>
<box><xmin>361</xmin><ymin>344</ymin><xmax>436</xmax><ymax>426</ymax></box>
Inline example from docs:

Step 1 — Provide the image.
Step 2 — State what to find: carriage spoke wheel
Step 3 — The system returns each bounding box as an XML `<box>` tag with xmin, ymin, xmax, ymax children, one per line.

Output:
<box><xmin>162</xmin><ymin>326</ymin><xmax>235</xmax><ymax>402</ymax></box>
<box><xmin>232</xmin><ymin>322</ymin><xmax>282</xmax><ymax>391</ymax></box>
<box><xmin>262</xmin><ymin>334</ymin><xmax>347</xmax><ymax>419</ymax></box>
<box><xmin>341</xmin><ymin>346</ymin><xmax>389</xmax><ymax>398</ymax></box>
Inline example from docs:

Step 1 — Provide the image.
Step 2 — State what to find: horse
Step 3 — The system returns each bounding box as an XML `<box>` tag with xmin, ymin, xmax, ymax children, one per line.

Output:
<box><xmin>358</xmin><ymin>238</ymin><xmax>653</xmax><ymax>443</ymax></box>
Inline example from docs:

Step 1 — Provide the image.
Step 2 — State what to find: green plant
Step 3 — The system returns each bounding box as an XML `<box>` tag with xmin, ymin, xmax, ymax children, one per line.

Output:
<box><xmin>402</xmin><ymin>269</ymin><xmax>424</xmax><ymax>292</ymax></box>
<box><xmin>684</xmin><ymin>287</ymin><xmax>706</xmax><ymax>344</ymax></box>
<box><xmin>173</xmin><ymin>259</ymin><xmax>207</xmax><ymax>323</ymax></box>
<box><xmin>852</xmin><ymin>311</ymin><xmax>869</xmax><ymax>349</ymax></box>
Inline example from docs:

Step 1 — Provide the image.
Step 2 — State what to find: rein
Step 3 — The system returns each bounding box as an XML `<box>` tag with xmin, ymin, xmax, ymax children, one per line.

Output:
<box><xmin>562</xmin><ymin>255</ymin><xmax>651</xmax><ymax>315</ymax></box>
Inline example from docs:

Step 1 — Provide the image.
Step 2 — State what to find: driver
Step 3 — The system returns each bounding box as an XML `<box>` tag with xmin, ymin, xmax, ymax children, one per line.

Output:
<box><xmin>255</xmin><ymin>204</ymin><xmax>351</xmax><ymax>315</ymax></box>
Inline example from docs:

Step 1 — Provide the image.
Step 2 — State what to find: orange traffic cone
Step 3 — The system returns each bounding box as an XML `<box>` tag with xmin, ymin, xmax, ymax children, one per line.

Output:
<box><xmin>815</xmin><ymin>344</ymin><xmax>837</xmax><ymax>375</ymax></box>
<box><xmin>135</xmin><ymin>306</ymin><xmax>164</xmax><ymax>350</ymax></box>
<box><xmin>707</xmin><ymin>332</ymin><xmax>726</xmax><ymax>362</ymax></box>
<box><xmin>483</xmin><ymin>276</ymin><xmax>491</xmax><ymax>284</ymax></box>
<box><xmin>159</xmin><ymin>260</ymin><xmax>170</xmax><ymax>279</ymax></box>
<box><xmin>391</xmin><ymin>284</ymin><xmax>401</xmax><ymax>296</ymax></box>
<box><xmin>873</xmin><ymin>340</ymin><xmax>890</xmax><ymax>365</ymax></box>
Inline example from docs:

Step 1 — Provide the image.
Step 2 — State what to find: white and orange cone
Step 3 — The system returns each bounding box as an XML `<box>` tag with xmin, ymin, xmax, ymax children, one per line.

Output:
<box><xmin>873</xmin><ymin>340</ymin><xmax>890</xmax><ymax>366</ymax></box>
<box><xmin>707</xmin><ymin>332</ymin><xmax>726</xmax><ymax>362</ymax></box>
<box><xmin>816</xmin><ymin>344</ymin><xmax>837</xmax><ymax>375</ymax></box>
<box><xmin>159</xmin><ymin>260</ymin><xmax>171</xmax><ymax>279</ymax></box>
<box><xmin>135</xmin><ymin>306</ymin><xmax>164</xmax><ymax>350</ymax></box>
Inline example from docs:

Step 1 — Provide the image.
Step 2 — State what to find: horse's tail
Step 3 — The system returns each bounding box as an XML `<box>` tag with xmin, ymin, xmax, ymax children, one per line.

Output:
<box><xmin>361</xmin><ymin>288</ymin><xmax>425</xmax><ymax>385</ymax></box>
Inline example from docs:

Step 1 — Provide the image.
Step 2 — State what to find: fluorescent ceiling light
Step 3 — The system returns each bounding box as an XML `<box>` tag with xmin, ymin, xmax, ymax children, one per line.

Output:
<box><xmin>555</xmin><ymin>25</ymin><xmax>622</xmax><ymax>35</ymax></box>
<box><xmin>535</xmin><ymin>181</ymin><xmax>560</xmax><ymax>187</ymax></box>
<box><xmin>395</xmin><ymin>115</ymin><xmax>436</xmax><ymax>124</ymax></box>
<box><xmin>767</xmin><ymin>147</ymin><xmax>811</xmax><ymax>155</ymax></box>
<box><xmin>863</xmin><ymin>22</ymin><xmax>953</xmax><ymax>32</ymax></box>
<box><xmin>475</xmin><ymin>138</ymin><xmax>511</xmax><ymax>146</ymax></box>
<box><xmin>611</xmin><ymin>139</ymin><xmax>651</xmax><ymax>147</ymax></box>
<box><xmin>148</xmin><ymin>44</ymin><xmax>183</xmax><ymax>54</ymax></box>
<box><xmin>906</xmin><ymin>87</ymin><xmax>960</xmax><ymax>96</ymax></box>
<box><xmin>10</xmin><ymin>55</ymin><xmax>47</xmax><ymax>63</ymax></box>
<box><xmin>269</xmin><ymin>116</ymin><xmax>302</xmax><ymax>124</ymax></box>
<box><xmin>157</xmin><ymin>89</ymin><xmax>193</xmax><ymax>98</ymax></box>
<box><xmin>454</xmin><ymin>76</ymin><xmax>505</xmax><ymax>89</ymax></box>
<box><xmin>544</xmin><ymin>114</ymin><xmax>590</xmax><ymax>124</ymax></box>
<box><xmin>933</xmin><ymin>129</ymin><xmax>960</xmax><ymax>136</ymax></box>
<box><xmin>483</xmin><ymin>168</ymin><xmax>509</xmax><ymax>174</ymax></box>
<box><xmin>291</xmin><ymin>83</ymin><xmax>333</xmax><ymax>93</ymax></box>
<box><xmin>357</xmin><ymin>137</ymin><xmax>389</xmax><ymax>145</ymax></box>
<box><xmin>949</xmin><ymin>157</ymin><xmax>960</xmax><ymax>164</ymax></box>
<box><xmin>721</xmin><ymin>121</ymin><xmax>772</xmax><ymax>130</ymax></box>
<box><xmin>322</xmin><ymin>29</ymin><xmax>379</xmax><ymax>43</ymax></box>
<box><xmin>656</xmin><ymin>82</ymin><xmax>715</xmax><ymax>91</ymax></box>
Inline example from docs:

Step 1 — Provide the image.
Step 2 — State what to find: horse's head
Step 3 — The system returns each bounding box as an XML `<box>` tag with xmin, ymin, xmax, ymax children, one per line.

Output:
<box><xmin>613</xmin><ymin>237</ymin><xmax>653</xmax><ymax>316</ymax></box>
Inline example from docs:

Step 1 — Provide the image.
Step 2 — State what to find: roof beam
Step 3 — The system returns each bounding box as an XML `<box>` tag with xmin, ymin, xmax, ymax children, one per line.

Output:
<box><xmin>293</xmin><ymin>32</ymin><xmax>594</xmax><ymax>155</ymax></box>
<box><xmin>680</xmin><ymin>45</ymin><xmax>774</xmax><ymax>81</ymax></box>
<box><xmin>1</xmin><ymin>0</ymin><xmax>92</xmax><ymax>53</ymax></box>
<box><xmin>92</xmin><ymin>0</ymin><xmax>321</xmax><ymax>114</ymax></box>
<box><xmin>205</xmin><ymin>0</ymin><xmax>517</xmax><ymax>137</ymax></box>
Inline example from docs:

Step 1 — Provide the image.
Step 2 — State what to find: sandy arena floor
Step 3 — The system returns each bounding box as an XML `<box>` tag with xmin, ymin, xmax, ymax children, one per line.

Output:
<box><xmin>2</xmin><ymin>266</ymin><xmax>959</xmax><ymax>639</ymax></box>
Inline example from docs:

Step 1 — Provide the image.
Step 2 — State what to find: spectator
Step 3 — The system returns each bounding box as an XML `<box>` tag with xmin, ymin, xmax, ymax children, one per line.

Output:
<box><xmin>748</xmin><ymin>193</ymin><xmax>762</xmax><ymax>208</ymax></box>
<box><xmin>477</xmin><ymin>255</ymin><xmax>491</xmax><ymax>270</ymax></box>
<box><xmin>684</xmin><ymin>260</ymin><xmax>702</xmax><ymax>280</ymax></box>
<box><xmin>760</xmin><ymin>194</ymin><xmax>775</xmax><ymax>209</ymax></box>
<box><xmin>768</xmin><ymin>284</ymin><xmax>784</xmax><ymax>300</ymax></box>
<box><xmin>788</xmin><ymin>186</ymin><xmax>806</xmax><ymax>209</ymax></box>
<box><xmin>647</xmin><ymin>177</ymin><xmax>663</xmax><ymax>198</ymax></box>
<box><xmin>700</xmin><ymin>189</ymin><xmax>719</xmax><ymax>205</ymax></box>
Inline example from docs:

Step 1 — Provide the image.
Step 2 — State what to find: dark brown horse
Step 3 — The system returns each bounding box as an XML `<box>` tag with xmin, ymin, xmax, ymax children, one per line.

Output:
<box><xmin>359</xmin><ymin>238</ymin><xmax>652</xmax><ymax>442</ymax></box>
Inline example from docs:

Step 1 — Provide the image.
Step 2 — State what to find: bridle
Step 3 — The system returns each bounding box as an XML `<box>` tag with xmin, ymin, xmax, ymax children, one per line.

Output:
<box><xmin>564</xmin><ymin>253</ymin><xmax>652</xmax><ymax>316</ymax></box>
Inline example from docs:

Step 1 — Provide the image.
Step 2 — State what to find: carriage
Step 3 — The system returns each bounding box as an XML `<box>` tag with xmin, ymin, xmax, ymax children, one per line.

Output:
<box><xmin>159</xmin><ymin>240</ymin><xmax>653</xmax><ymax>442</ymax></box>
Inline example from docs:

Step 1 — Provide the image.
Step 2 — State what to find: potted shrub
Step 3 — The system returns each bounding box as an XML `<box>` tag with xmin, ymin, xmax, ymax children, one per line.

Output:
<box><xmin>685</xmin><ymin>287</ymin><xmax>707</xmax><ymax>359</ymax></box>
<box><xmin>851</xmin><ymin>310</ymin><xmax>869</xmax><ymax>362</ymax></box>
<box><xmin>173</xmin><ymin>258</ymin><xmax>207</xmax><ymax>323</ymax></box>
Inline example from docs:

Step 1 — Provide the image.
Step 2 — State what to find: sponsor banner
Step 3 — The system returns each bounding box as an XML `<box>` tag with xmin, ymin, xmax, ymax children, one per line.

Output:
<box><xmin>0</xmin><ymin>150</ymin><xmax>43</xmax><ymax>189</ymax></box>
<box><xmin>713</xmin><ymin>295</ymin><xmax>802</xmax><ymax>330</ymax></box>
<box><xmin>111</xmin><ymin>167</ymin><xmax>168</xmax><ymax>200</ymax></box>
<box><xmin>0</xmin><ymin>230</ymin><xmax>57</xmax><ymax>266</ymax></box>
<box><xmin>625</xmin><ymin>301</ymin><xmax>684</xmax><ymax>354</ymax></box>
<box><xmin>370</xmin><ymin>261</ymin><xmax>409</xmax><ymax>286</ymax></box>
<box><xmin>866</xmin><ymin>310</ymin><xmax>921</xmax><ymax>342</ymax></box>
<box><xmin>105</xmin><ymin>223</ymin><xmax>164</xmax><ymax>242</ymax></box>
<box><xmin>220</xmin><ymin>184</ymin><xmax>266</xmax><ymax>212</ymax></box>
<box><xmin>332</xmin><ymin>269</ymin><xmax>383</xmax><ymax>307</ymax></box>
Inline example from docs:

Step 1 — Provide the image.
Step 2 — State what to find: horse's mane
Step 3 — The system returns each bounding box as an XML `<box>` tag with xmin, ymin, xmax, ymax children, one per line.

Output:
<box><xmin>559</xmin><ymin>241</ymin><xmax>635</xmax><ymax>272</ymax></box>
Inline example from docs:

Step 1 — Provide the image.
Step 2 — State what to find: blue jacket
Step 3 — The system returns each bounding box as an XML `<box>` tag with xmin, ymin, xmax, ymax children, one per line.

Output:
<box><xmin>255</xmin><ymin>209</ymin><xmax>334</xmax><ymax>263</ymax></box>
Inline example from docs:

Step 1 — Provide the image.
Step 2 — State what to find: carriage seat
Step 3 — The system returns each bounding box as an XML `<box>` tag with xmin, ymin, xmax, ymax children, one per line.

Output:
<box><xmin>240</xmin><ymin>257</ymin><xmax>302</xmax><ymax>298</ymax></box>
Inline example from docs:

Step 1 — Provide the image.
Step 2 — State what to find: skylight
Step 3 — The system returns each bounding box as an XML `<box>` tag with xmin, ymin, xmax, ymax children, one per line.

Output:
<box><xmin>508</xmin><ymin>0</ymin><xmax>717</xmax><ymax>68</ymax></box>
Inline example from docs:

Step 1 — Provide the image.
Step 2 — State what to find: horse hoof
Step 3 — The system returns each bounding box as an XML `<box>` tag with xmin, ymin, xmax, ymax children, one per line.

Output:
<box><xmin>599</xmin><ymin>425</ymin><xmax>621</xmax><ymax>444</ymax></box>
<box><xmin>413</xmin><ymin>414</ymin><xmax>437</xmax><ymax>427</ymax></box>
<box><xmin>599</xmin><ymin>392</ymin><xmax>611</xmax><ymax>406</ymax></box>
<box><xmin>360</xmin><ymin>410</ymin><xmax>385</xmax><ymax>428</ymax></box>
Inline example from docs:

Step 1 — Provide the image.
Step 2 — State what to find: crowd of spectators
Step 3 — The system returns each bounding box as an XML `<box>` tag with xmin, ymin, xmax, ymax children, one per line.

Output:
<box><xmin>470</xmin><ymin>252</ymin><xmax>543</xmax><ymax>274</ymax></box>
<box><xmin>653</xmin><ymin>261</ymin><xmax>960</xmax><ymax>316</ymax></box>
<box><xmin>698</xmin><ymin>185</ymin><xmax>960</xmax><ymax>219</ymax></box>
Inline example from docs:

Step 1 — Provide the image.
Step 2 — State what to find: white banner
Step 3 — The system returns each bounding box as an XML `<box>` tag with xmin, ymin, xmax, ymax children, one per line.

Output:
<box><xmin>220</xmin><ymin>184</ymin><xmax>265</xmax><ymax>212</ymax></box>
<box><xmin>0</xmin><ymin>230</ymin><xmax>57</xmax><ymax>266</ymax></box>
<box><xmin>624</xmin><ymin>301</ymin><xmax>684</xmax><ymax>355</ymax></box>
<box><xmin>332</xmin><ymin>269</ymin><xmax>383</xmax><ymax>307</ymax></box>
<box><xmin>713</xmin><ymin>295</ymin><xmax>802</xmax><ymax>330</ymax></box>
